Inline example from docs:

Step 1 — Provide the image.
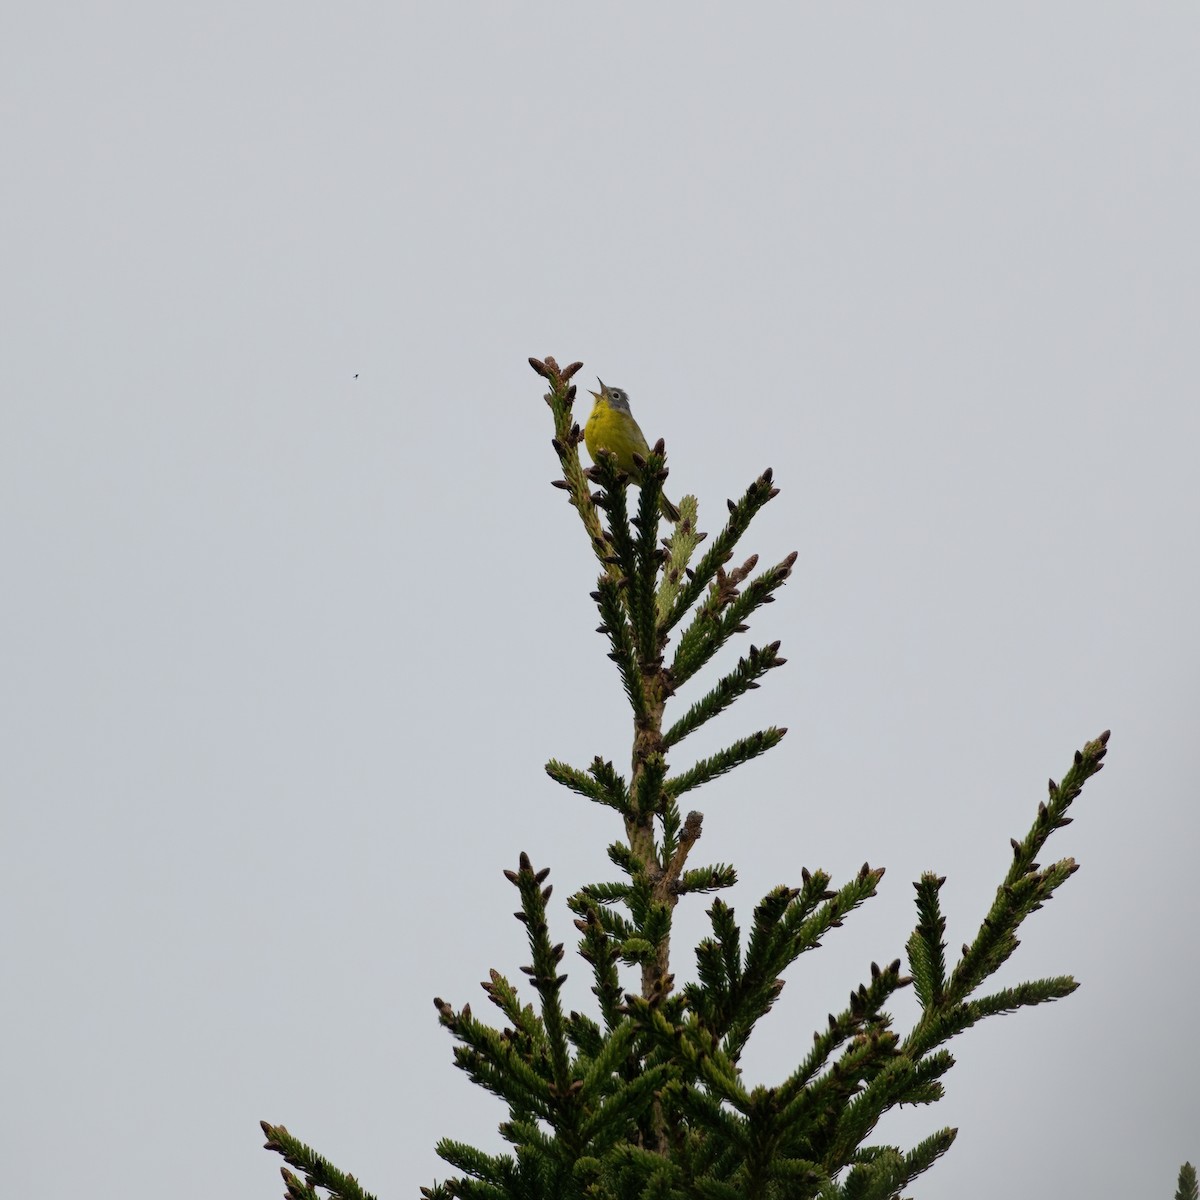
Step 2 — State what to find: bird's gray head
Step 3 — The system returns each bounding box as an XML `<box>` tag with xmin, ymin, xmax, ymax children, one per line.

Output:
<box><xmin>595</xmin><ymin>379</ymin><xmax>632</xmax><ymax>414</ymax></box>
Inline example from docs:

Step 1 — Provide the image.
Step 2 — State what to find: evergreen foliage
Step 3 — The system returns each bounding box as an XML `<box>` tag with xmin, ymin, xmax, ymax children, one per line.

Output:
<box><xmin>262</xmin><ymin>355</ymin><xmax>1111</xmax><ymax>1199</ymax></box>
<box><xmin>1178</xmin><ymin>1162</ymin><xmax>1198</xmax><ymax>1200</ymax></box>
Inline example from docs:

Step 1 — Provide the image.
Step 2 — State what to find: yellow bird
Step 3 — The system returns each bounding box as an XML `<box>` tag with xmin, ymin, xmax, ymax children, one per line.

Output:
<box><xmin>584</xmin><ymin>380</ymin><xmax>680</xmax><ymax>522</ymax></box>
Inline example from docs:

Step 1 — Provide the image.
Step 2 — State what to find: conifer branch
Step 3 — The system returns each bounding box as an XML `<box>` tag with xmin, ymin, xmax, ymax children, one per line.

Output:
<box><xmin>662</xmin><ymin>468</ymin><xmax>781</xmax><ymax>633</ymax></box>
<box><xmin>590</xmin><ymin>576</ymin><xmax>647</xmax><ymax>722</ymax></box>
<box><xmin>662</xmin><ymin>641</ymin><xmax>786</xmax><ymax>749</ymax></box>
<box><xmin>1178</xmin><ymin>1162</ymin><xmax>1199</xmax><ymax>1200</ymax></box>
<box><xmin>656</xmin><ymin>495</ymin><xmax>702</xmax><ymax>623</ymax></box>
<box><xmin>839</xmin><ymin>1147</ymin><xmax>925</xmax><ymax>1200</ymax></box>
<box><xmin>687</xmin><ymin>1032</ymin><xmax>754</xmax><ymax>1113</ymax></box>
<box><xmin>693</xmin><ymin>946</ymin><xmax>728</xmax><ymax>1012</ymax></box>
<box><xmin>478</xmin><ymin>968</ymin><xmax>541</xmax><ymax>1041</ymax></box>
<box><xmin>902</xmin><ymin>1128</ymin><xmax>959</xmax><ymax>1190</ymax></box>
<box><xmin>967</xmin><ymin>976</ymin><xmax>1079</xmax><ymax>1020</ymax></box>
<box><xmin>811</xmin><ymin>1048</ymin><xmax>954</xmax><ymax>1188</ymax></box>
<box><xmin>588</xmin><ymin>450</ymin><xmax>639</xmax><ymax>603</ymax></box>
<box><xmin>823</xmin><ymin>1045</ymin><xmax>954</xmax><ymax>1166</ymax></box>
<box><xmin>279</xmin><ymin>1168</ymin><xmax>321</xmax><ymax>1200</ymax></box>
<box><xmin>632</xmin><ymin>751</ymin><xmax>668</xmax><ymax>821</ymax></box>
<box><xmin>504</xmin><ymin>854</ymin><xmax>573</xmax><ymax>1100</ymax></box>
<box><xmin>777</xmin><ymin>963</ymin><xmax>912</xmax><ymax>1117</ymax></box>
<box><xmin>578</xmin><ymin>879</ymin><xmax>635</xmax><ymax>907</ymax></box>
<box><xmin>833</xmin><ymin>1150</ymin><xmax>903</xmax><ymax>1200</ymax></box>
<box><xmin>659</xmin><ymin>794</ymin><xmax>683</xmax><ymax>864</ymax></box>
<box><xmin>428</xmin><ymin>1140</ymin><xmax>516</xmax><ymax>1196</ymax></box>
<box><xmin>666</xmin><ymin>727</ymin><xmax>787</xmax><ymax>799</ymax></box>
<box><xmin>905</xmin><ymin>978</ymin><xmax>1079</xmax><ymax>1056</ymax></box>
<box><xmin>574</xmin><ymin>1015</ymin><xmax>638</xmax><ymax>1095</ymax></box>
<box><xmin>826</xmin><ymin>1057</ymin><xmax>922</xmax><ymax>1164</ymax></box>
<box><xmin>682</xmin><ymin>869</ymin><xmax>888</xmax><ymax>1073</ymax></box>
<box><xmin>674</xmin><ymin>864</ymin><xmax>737</xmax><ymax>895</ymax></box>
<box><xmin>577</xmin><ymin>1063</ymin><xmax>672</xmax><ymax>1145</ymax></box>
<box><xmin>907</xmin><ymin>873</ymin><xmax>949</xmax><ymax>1009</ymax></box>
<box><xmin>903</xmin><ymin>732</ymin><xmax>1109</xmax><ymax>1063</ymax></box>
<box><xmin>670</xmin><ymin>553</ymin><xmax>798</xmax><ymax>689</ymax></box>
<box><xmin>260</xmin><ymin>1123</ymin><xmax>378</xmax><ymax>1200</ymax></box>
<box><xmin>604</xmin><ymin>840</ymin><xmax>642</xmax><ymax>880</ymax></box>
<box><xmin>574</xmin><ymin>895</ymin><xmax>646</xmax><ymax>963</ymax></box>
<box><xmin>436</xmin><ymin>1000</ymin><xmax>557</xmax><ymax>1114</ymax></box>
<box><xmin>544</xmin><ymin>756</ymin><xmax>629</xmax><ymax>814</ymax></box>
<box><xmin>632</xmin><ymin>889</ymin><xmax>672</xmax><ymax>964</ymax></box>
<box><xmin>570</xmin><ymin>897</ymin><xmax>625</xmax><ymax>1032</ymax></box>
<box><xmin>661</xmin><ymin>807</ymin><xmax>703</xmax><ymax>882</ymax></box>
<box><xmin>727</xmin><ymin>868</ymin><xmax>888</xmax><ymax>1062</ymax></box>
<box><xmin>631</xmin><ymin>445</ymin><xmax>668</xmax><ymax>663</ymax></box>
<box><xmin>617</xmin><ymin>938</ymin><xmax>657</xmax><ymax>965</ymax></box>
<box><xmin>943</xmin><ymin>856</ymin><xmax>1078</xmax><ymax>1008</ymax></box>
<box><xmin>781</xmin><ymin>1032</ymin><xmax>904</xmax><ymax>1159</ymax></box>
<box><xmin>1008</xmin><ymin>728</ymin><xmax>1110</xmax><ymax>885</ymax></box>
<box><xmin>563</xmin><ymin>1010</ymin><xmax>603</xmax><ymax>1059</ymax></box>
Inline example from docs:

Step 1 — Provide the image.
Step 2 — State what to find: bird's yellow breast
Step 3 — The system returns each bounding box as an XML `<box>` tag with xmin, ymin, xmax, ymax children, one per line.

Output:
<box><xmin>584</xmin><ymin>399</ymin><xmax>651</xmax><ymax>478</ymax></box>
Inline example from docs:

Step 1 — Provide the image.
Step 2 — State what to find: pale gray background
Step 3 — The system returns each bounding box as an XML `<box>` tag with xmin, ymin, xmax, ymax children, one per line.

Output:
<box><xmin>3</xmin><ymin>4</ymin><xmax>1197</xmax><ymax>1197</ymax></box>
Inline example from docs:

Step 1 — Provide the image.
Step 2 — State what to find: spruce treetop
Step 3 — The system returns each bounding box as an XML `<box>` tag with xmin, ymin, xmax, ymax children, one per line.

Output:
<box><xmin>262</xmin><ymin>355</ymin><xmax>1111</xmax><ymax>1200</ymax></box>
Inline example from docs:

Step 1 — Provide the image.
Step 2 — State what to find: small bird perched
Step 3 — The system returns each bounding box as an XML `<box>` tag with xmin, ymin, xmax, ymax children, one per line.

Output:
<box><xmin>584</xmin><ymin>380</ymin><xmax>680</xmax><ymax>522</ymax></box>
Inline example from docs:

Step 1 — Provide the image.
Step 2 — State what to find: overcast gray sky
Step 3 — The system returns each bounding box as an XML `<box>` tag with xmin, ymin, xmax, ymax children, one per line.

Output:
<box><xmin>3</xmin><ymin>4</ymin><xmax>1197</xmax><ymax>1197</ymax></box>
